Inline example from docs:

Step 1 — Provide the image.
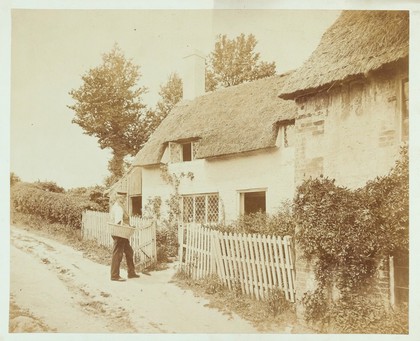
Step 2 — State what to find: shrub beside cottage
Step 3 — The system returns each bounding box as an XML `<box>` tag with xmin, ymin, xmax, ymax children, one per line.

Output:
<box><xmin>278</xmin><ymin>10</ymin><xmax>409</xmax><ymax>321</ymax></box>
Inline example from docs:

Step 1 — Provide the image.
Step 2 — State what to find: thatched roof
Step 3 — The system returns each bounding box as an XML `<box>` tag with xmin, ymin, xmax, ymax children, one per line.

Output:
<box><xmin>279</xmin><ymin>10</ymin><xmax>409</xmax><ymax>100</ymax></box>
<box><xmin>134</xmin><ymin>73</ymin><xmax>296</xmax><ymax>166</ymax></box>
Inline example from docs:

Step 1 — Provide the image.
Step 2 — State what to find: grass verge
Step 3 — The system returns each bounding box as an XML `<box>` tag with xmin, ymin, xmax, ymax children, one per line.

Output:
<box><xmin>171</xmin><ymin>269</ymin><xmax>314</xmax><ymax>333</ymax></box>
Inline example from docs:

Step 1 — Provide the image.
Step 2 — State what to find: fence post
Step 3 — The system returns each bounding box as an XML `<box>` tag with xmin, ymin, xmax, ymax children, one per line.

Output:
<box><xmin>178</xmin><ymin>222</ymin><xmax>184</xmax><ymax>269</ymax></box>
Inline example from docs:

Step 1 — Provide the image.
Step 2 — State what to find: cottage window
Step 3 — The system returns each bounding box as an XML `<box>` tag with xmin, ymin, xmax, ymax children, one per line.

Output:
<box><xmin>169</xmin><ymin>141</ymin><xmax>199</xmax><ymax>163</ymax></box>
<box><xmin>390</xmin><ymin>251</ymin><xmax>409</xmax><ymax>307</ymax></box>
<box><xmin>182</xmin><ymin>142</ymin><xmax>192</xmax><ymax>161</ymax></box>
<box><xmin>240</xmin><ymin>190</ymin><xmax>266</xmax><ymax>215</ymax></box>
<box><xmin>130</xmin><ymin>195</ymin><xmax>142</xmax><ymax>217</ymax></box>
<box><xmin>401</xmin><ymin>78</ymin><xmax>409</xmax><ymax>141</ymax></box>
<box><xmin>169</xmin><ymin>142</ymin><xmax>182</xmax><ymax>163</ymax></box>
<box><xmin>182</xmin><ymin>193</ymin><xmax>219</xmax><ymax>224</ymax></box>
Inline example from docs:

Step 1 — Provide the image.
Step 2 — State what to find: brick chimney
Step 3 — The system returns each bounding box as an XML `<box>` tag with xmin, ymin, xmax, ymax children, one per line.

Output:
<box><xmin>183</xmin><ymin>49</ymin><xmax>205</xmax><ymax>100</ymax></box>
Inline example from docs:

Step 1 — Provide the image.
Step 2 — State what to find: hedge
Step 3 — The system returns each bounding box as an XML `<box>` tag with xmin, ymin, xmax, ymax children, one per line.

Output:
<box><xmin>11</xmin><ymin>182</ymin><xmax>101</xmax><ymax>229</ymax></box>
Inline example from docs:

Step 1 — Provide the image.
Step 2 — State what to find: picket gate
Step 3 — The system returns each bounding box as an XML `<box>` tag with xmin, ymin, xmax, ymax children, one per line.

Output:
<box><xmin>82</xmin><ymin>210</ymin><xmax>157</xmax><ymax>269</ymax></box>
<box><xmin>178</xmin><ymin>223</ymin><xmax>296</xmax><ymax>302</ymax></box>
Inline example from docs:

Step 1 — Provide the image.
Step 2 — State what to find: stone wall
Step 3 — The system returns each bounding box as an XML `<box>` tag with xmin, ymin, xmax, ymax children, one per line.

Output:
<box><xmin>293</xmin><ymin>65</ymin><xmax>407</xmax><ymax>317</ymax></box>
<box><xmin>294</xmin><ymin>68</ymin><xmax>406</xmax><ymax>190</ymax></box>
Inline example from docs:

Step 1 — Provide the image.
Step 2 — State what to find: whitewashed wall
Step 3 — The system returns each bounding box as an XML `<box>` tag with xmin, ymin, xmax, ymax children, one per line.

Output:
<box><xmin>141</xmin><ymin>146</ymin><xmax>294</xmax><ymax>224</ymax></box>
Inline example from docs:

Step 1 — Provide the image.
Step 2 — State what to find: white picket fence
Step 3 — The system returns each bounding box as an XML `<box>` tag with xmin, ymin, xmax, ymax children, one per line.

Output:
<box><xmin>82</xmin><ymin>210</ymin><xmax>157</xmax><ymax>268</ymax></box>
<box><xmin>178</xmin><ymin>223</ymin><xmax>296</xmax><ymax>302</ymax></box>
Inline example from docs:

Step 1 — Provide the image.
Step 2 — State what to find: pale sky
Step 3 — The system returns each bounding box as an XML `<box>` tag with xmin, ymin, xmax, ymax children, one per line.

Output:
<box><xmin>10</xmin><ymin>9</ymin><xmax>341</xmax><ymax>189</ymax></box>
<box><xmin>10</xmin><ymin>8</ymin><xmax>342</xmax><ymax>189</ymax></box>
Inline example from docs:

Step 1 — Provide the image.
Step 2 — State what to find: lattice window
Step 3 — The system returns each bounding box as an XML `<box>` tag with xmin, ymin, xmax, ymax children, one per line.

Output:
<box><xmin>169</xmin><ymin>141</ymin><xmax>199</xmax><ymax>162</ymax></box>
<box><xmin>183</xmin><ymin>196</ymin><xmax>194</xmax><ymax>223</ymax></box>
<box><xmin>207</xmin><ymin>194</ymin><xmax>219</xmax><ymax>223</ymax></box>
<box><xmin>169</xmin><ymin>142</ymin><xmax>182</xmax><ymax>163</ymax></box>
<box><xmin>192</xmin><ymin>141</ymin><xmax>199</xmax><ymax>160</ymax></box>
<box><xmin>182</xmin><ymin>193</ymin><xmax>219</xmax><ymax>224</ymax></box>
<box><xmin>195</xmin><ymin>196</ymin><xmax>206</xmax><ymax>223</ymax></box>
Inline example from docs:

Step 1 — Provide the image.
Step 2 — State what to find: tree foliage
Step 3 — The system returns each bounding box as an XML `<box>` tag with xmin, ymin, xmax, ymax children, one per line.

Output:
<box><xmin>68</xmin><ymin>44</ymin><xmax>149</xmax><ymax>182</ymax></box>
<box><xmin>147</xmin><ymin>73</ymin><xmax>183</xmax><ymax>134</ymax></box>
<box><xmin>156</xmin><ymin>73</ymin><xmax>183</xmax><ymax>121</ymax></box>
<box><xmin>205</xmin><ymin>33</ymin><xmax>276</xmax><ymax>91</ymax></box>
<box><xmin>10</xmin><ymin>172</ymin><xmax>21</xmax><ymax>186</ymax></box>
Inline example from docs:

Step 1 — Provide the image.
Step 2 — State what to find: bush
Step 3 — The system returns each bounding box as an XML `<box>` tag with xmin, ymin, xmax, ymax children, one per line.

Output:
<box><xmin>156</xmin><ymin>220</ymin><xmax>178</xmax><ymax>262</ymax></box>
<box><xmin>68</xmin><ymin>185</ymin><xmax>109</xmax><ymax>212</ymax></box>
<box><xmin>10</xmin><ymin>172</ymin><xmax>21</xmax><ymax>186</ymax></box>
<box><xmin>295</xmin><ymin>146</ymin><xmax>408</xmax><ymax>330</ymax></box>
<box><xmin>328</xmin><ymin>295</ymin><xmax>407</xmax><ymax>333</ymax></box>
<box><xmin>33</xmin><ymin>180</ymin><xmax>65</xmax><ymax>193</ymax></box>
<box><xmin>11</xmin><ymin>182</ymin><xmax>101</xmax><ymax>229</ymax></box>
<box><xmin>206</xmin><ymin>201</ymin><xmax>295</xmax><ymax>237</ymax></box>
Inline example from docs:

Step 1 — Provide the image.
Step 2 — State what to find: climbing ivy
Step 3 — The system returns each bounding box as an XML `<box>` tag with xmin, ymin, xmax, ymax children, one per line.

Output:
<box><xmin>295</xmin><ymin>145</ymin><xmax>408</xmax><ymax>332</ymax></box>
<box><xmin>159</xmin><ymin>164</ymin><xmax>194</xmax><ymax>223</ymax></box>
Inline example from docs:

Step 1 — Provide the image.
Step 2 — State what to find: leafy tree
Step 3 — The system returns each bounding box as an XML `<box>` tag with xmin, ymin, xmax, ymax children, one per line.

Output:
<box><xmin>148</xmin><ymin>73</ymin><xmax>183</xmax><ymax>133</ymax></box>
<box><xmin>10</xmin><ymin>172</ymin><xmax>21</xmax><ymax>186</ymax></box>
<box><xmin>68</xmin><ymin>44</ymin><xmax>149</xmax><ymax>182</ymax></box>
<box><xmin>157</xmin><ymin>73</ymin><xmax>183</xmax><ymax>119</ymax></box>
<box><xmin>205</xmin><ymin>33</ymin><xmax>276</xmax><ymax>91</ymax></box>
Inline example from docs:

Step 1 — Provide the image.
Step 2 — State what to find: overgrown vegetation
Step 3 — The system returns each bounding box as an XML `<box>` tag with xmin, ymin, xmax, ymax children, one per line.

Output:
<box><xmin>155</xmin><ymin>221</ymin><xmax>179</xmax><ymax>263</ymax></box>
<box><xmin>146</xmin><ymin>166</ymin><xmax>194</xmax><ymax>262</ymax></box>
<box><xmin>11</xmin><ymin>182</ymin><xmax>101</xmax><ymax>229</ymax></box>
<box><xmin>295</xmin><ymin>145</ymin><xmax>408</xmax><ymax>333</ymax></box>
<box><xmin>205</xmin><ymin>201</ymin><xmax>294</xmax><ymax>237</ymax></box>
<box><xmin>10</xmin><ymin>172</ymin><xmax>21</xmax><ymax>186</ymax></box>
<box><xmin>67</xmin><ymin>185</ymin><xmax>109</xmax><ymax>212</ymax></box>
<box><xmin>173</xmin><ymin>270</ymin><xmax>297</xmax><ymax>332</ymax></box>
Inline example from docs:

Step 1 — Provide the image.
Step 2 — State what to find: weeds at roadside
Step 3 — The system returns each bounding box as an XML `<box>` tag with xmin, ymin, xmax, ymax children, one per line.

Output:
<box><xmin>172</xmin><ymin>271</ymin><xmax>298</xmax><ymax>332</ymax></box>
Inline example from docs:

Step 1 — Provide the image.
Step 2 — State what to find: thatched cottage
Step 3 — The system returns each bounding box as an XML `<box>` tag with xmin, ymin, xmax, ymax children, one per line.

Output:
<box><xmin>278</xmin><ymin>10</ymin><xmax>409</xmax><ymax>307</ymax></box>
<box><xmin>279</xmin><ymin>10</ymin><xmax>408</xmax><ymax>188</ymax></box>
<box><xmin>131</xmin><ymin>68</ymin><xmax>297</xmax><ymax>224</ymax></box>
<box><xmin>108</xmin><ymin>10</ymin><xmax>408</xmax><ymax>308</ymax></box>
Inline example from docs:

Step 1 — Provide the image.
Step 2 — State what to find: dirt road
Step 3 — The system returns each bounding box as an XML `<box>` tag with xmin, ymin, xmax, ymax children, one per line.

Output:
<box><xmin>9</xmin><ymin>225</ymin><xmax>259</xmax><ymax>333</ymax></box>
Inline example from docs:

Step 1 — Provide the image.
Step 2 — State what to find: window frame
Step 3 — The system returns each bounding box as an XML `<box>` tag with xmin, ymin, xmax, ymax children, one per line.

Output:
<box><xmin>169</xmin><ymin>140</ymin><xmax>199</xmax><ymax>163</ymax></box>
<box><xmin>182</xmin><ymin>142</ymin><xmax>193</xmax><ymax>162</ymax></box>
<box><xmin>238</xmin><ymin>188</ymin><xmax>267</xmax><ymax>216</ymax></box>
<box><xmin>129</xmin><ymin>195</ymin><xmax>142</xmax><ymax>217</ymax></box>
<box><xmin>181</xmin><ymin>193</ymin><xmax>219</xmax><ymax>224</ymax></box>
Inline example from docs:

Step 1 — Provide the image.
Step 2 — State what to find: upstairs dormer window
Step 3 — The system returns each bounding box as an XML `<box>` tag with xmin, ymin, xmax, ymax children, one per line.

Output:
<box><xmin>182</xmin><ymin>142</ymin><xmax>192</xmax><ymax>162</ymax></box>
<box><xmin>169</xmin><ymin>140</ymin><xmax>199</xmax><ymax>163</ymax></box>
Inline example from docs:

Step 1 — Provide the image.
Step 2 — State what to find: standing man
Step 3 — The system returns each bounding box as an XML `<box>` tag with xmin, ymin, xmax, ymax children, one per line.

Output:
<box><xmin>110</xmin><ymin>192</ymin><xmax>140</xmax><ymax>281</ymax></box>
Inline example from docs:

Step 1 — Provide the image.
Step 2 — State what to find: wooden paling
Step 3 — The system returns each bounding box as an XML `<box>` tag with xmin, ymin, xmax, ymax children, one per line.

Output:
<box><xmin>178</xmin><ymin>223</ymin><xmax>296</xmax><ymax>302</ymax></box>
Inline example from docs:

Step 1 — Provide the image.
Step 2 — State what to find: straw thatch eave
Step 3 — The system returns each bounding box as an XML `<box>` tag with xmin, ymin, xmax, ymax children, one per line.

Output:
<box><xmin>279</xmin><ymin>10</ymin><xmax>409</xmax><ymax>100</ymax></box>
<box><xmin>133</xmin><ymin>73</ymin><xmax>297</xmax><ymax>166</ymax></box>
